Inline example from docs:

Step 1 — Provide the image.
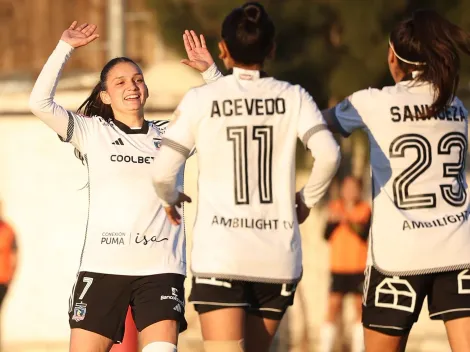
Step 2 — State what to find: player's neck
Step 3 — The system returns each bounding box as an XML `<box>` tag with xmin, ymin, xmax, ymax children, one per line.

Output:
<box><xmin>113</xmin><ymin>111</ymin><xmax>145</xmax><ymax>128</ymax></box>
<box><xmin>232</xmin><ymin>63</ymin><xmax>263</xmax><ymax>71</ymax></box>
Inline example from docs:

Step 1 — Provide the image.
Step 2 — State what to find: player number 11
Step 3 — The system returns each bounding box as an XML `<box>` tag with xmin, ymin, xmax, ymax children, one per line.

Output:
<box><xmin>227</xmin><ymin>126</ymin><xmax>273</xmax><ymax>205</ymax></box>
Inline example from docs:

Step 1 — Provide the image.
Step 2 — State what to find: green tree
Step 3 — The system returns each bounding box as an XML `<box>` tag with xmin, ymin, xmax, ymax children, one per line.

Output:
<box><xmin>148</xmin><ymin>0</ymin><xmax>470</xmax><ymax>178</ymax></box>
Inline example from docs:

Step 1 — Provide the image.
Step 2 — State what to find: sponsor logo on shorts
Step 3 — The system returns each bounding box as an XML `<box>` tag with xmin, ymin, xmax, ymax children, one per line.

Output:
<box><xmin>375</xmin><ymin>277</ymin><xmax>416</xmax><ymax>313</ymax></box>
<box><xmin>173</xmin><ymin>304</ymin><xmax>182</xmax><ymax>313</ymax></box>
<box><xmin>458</xmin><ymin>269</ymin><xmax>470</xmax><ymax>294</ymax></box>
<box><xmin>72</xmin><ymin>303</ymin><xmax>87</xmax><ymax>322</ymax></box>
<box><xmin>161</xmin><ymin>287</ymin><xmax>185</xmax><ymax>307</ymax></box>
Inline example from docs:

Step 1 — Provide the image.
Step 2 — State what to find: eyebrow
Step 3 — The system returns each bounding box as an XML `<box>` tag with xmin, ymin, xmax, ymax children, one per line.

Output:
<box><xmin>112</xmin><ymin>74</ymin><xmax>144</xmax><ymax>81</ymax></box>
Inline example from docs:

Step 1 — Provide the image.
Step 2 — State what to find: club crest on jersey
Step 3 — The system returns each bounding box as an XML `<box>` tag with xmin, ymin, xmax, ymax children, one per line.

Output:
<box><xmin>153</xmin><ymin>137</ymin><xmax>162</xmax><ymax>149</ymax></box>
<box><xmin>72</xmin><ymin>303</ymin><xmax>87</xmax><ymax>322</ymax></box>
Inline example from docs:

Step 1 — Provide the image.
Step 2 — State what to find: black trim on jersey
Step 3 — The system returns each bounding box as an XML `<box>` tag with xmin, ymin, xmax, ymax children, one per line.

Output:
<box><xmin>78</xmin><ymin>154</ymin><xmax>91</xmax><ymax>271</ymax></box>
<box><xmin>112</xmin><ymin>119</ymin><xmax>149</xmax><ymax>134</ymax></box>
<box><xmin>302</xmin><ymin>124</ymin><xmax>328</xmax><ymax>147</ymax></box>
<box><xmin>152</xmin><ymin>120</ymin><xmax>170</xmax><ymax>127</ymax></box>
<box><xmin>161</xmin><ymin>138</ymin><xmax>191</xmax><ymax>158</ymax></box>
<box><xmin>59</xmin><ymin>111</ymin><xmax>75</xmax><ymax>142</ymax></box>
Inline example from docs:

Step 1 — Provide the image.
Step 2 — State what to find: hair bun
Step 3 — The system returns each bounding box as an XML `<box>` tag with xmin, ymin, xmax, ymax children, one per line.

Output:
<box><xmin>243</xmin><ymin>4</ymin><xmax>262</xmax><ymax>24</ymax></box>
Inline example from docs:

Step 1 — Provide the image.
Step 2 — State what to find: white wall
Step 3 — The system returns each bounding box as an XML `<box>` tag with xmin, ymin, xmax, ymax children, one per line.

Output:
<box><xmin>0</xmin><ymin>116</ymin><xmax>89</xmax><ymax>342</ymax></box>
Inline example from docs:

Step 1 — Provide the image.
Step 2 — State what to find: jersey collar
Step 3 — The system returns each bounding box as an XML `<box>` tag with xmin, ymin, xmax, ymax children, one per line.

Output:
<box><xmin>397</xmin><ymin>71</ymin><xmax>431</xmax><ymax>91</ymax></box>
<box><xmin>231</xmin><ymin>67</ymin><xmax>269</xmax><ymax>80</ymax></box>
<box><xmin>112</xmin><ymin>119</ymin><xmax>149</xmax><ymax>134</ymax></box>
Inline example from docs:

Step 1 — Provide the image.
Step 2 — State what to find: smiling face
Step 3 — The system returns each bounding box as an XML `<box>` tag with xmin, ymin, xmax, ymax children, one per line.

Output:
<box><xmin>99</xmin><ymin>61</ymin><xmax>148</xmax><ymax>117</ymax></box>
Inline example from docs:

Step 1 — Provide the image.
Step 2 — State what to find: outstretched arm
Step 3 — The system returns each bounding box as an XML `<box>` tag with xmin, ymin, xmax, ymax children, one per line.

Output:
<box><xmin>181</xmin><ymin>29</ymin><xmax>223</xmax><ymax>84</ymax></box>
<box><xmin>29</xmin><ymin>22</ymin><xmax>99</xmax><ymax>148</ymax></box>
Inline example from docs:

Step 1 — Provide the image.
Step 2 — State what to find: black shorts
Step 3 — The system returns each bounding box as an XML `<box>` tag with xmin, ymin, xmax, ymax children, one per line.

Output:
<box><xmin>188</xmin><ymin>276</ymin><xmax>298</xmax><ymax>320</ymax></box>
<box><xmin>330</xmin><ymin>272</ymin><xmax>364</xmax><ymax>294</ymax></box>
<box><xmin>363</xmin><ymin>266</ymin><xmax>470</xmax><ymax>336</ymax></box>
<box><xmin>69</xmin><ymin>271</ymin><xmax>187</xmax><ymax>343</ymax></box>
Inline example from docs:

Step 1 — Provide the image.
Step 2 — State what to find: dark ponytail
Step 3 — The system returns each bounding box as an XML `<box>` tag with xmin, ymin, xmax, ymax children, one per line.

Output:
<box><xmin>221</xmin><ymin>2</ymin><xmax>275</xmax><ymax>65</ymax></box>
<box><xmin>390</xmin><ymin>10</ymin><xmax>470</xmax><ymax>116</ymax></box>
<box><xmin>72</xmin><ymin>57</ymin><xmax>139</xmax><ymax>162</ymax></box>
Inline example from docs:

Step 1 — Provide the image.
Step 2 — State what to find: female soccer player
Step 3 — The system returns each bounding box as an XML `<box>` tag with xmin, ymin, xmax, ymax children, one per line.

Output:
<box><xmin>185</xmin><ymin>8</ymin><xmax>470</xmax><ymax>352</ymax></box>
<box><xmin>152</xmin><ymin>3</ymin><xmax>340</xmax><ymax>352</ymax></box>
<box><xmin>321</xmin><ymin>10</ymin><xmax>470</xmax><ymax>352</ymax></box>
<box><xmin>29</xmin><ymin>22</ymin><xmax>188</xmax><ymax>352</ymax></box>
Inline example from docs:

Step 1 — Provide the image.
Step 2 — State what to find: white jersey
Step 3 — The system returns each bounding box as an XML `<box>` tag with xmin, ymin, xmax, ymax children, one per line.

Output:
<box><xmin>29</xmin><ymin>40</ymin><xmax>186</xmax><ymax>276</ymax></box>
<box><xmin>153</xmin><ymin>67</ymin><xmax>340</xmax><ymax>283</ymax></box>
<box><xmin>333</xmin><ymin>80</ymin><xmax>470</xmax><ymax>275</ymax></box>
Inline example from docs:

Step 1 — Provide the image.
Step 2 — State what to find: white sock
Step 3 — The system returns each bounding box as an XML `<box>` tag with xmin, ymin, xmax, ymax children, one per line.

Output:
<box><xmin>319</xmin><ymin>322</ymin><xmax>336</xmax><ymax>352</ymax></box>
<box><xmin>142</xmin><ymin>341</ymin><xmax>177</xmax><ymax>352</ymax></box>
<box><xmin>351</xmin><ymin>322</ymin><xmax>365</xmax><ymax>352</ymax></box>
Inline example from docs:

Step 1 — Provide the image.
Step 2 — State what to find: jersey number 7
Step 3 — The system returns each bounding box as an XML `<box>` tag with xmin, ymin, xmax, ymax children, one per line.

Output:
<box><xmin>227</xmin><ymin>126</ymin><xmax>273</xmax><ymax>205</ymax></box>
<box><xmin>390</xmin><ymin>132</ymin><xmax>467</xmax><ymax>210</ymax></box>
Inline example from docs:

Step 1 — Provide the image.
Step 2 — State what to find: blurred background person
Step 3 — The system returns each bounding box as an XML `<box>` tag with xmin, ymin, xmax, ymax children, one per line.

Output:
<box><xmin>320</xmin><ymin>176</ymin><xmax>370</xmax><ymax>352</ymax></box>
<box><xmin>0</xmin><ymin>201</ymin><xmax>18</xmax><ymax>352</ymax></box>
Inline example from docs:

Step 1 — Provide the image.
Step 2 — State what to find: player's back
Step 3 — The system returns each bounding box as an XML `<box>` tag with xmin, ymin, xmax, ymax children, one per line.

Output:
<box><xmin>338</xmin><ymin>80</ymin><xmax>469</xmax><ymax>274</ymax></box>
<box><xmin>190</xmin><ymin>68</ymin><xmax>311</xmax><ymax>282</ymax></box>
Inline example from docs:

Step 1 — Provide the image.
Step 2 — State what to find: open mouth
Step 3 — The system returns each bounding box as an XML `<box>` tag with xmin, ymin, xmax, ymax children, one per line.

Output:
<box><xmin>124</xmin><ymin>94</ymin><xmax>141</xmax><ymax>101</ymax></box>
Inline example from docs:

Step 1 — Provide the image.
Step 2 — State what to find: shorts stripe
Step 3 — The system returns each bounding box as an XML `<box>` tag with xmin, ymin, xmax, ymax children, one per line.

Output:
<box><xmin>368</xmin><ymin>324</ymin><xmax>405</xmax><ymax>331</ymax></box>
<box><xmin>429</xmin><ymin>308</ymin><xmax>470</xmax><ymax>318</ymax></box>
<box><xmin>190</xmin><ymin>301</ymin><xmax>249</xmax><ymax>307</ymax></box>
<box><xmin>255</xmin><ymin>307</ymin><xmax>283</xmax><ymax>312</ymax></box>
<box><xmin>362</xmin><ymin>266</ymin><xmax>371</xmax><ymax>306</ymax></box>
<box><xmin>68</xmin><ymin>272</ymin><xmax>80</xmax><ymax>313</ymax></box>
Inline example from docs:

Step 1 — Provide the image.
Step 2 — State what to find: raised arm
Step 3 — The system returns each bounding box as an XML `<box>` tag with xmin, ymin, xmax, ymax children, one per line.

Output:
<box><xmin>181</xmin><ymin>29</ymin><xmax>223</xmax><ymax>84</ymax></box>
<box><xmin>29</xmin><ymin>22</ymin><xmax>99</xmax><ymax>148</ymax></box>
<box><xmin>152</xmin><ymin>89</ymin><xmax>198</xmax><ymax>225</ymax></box>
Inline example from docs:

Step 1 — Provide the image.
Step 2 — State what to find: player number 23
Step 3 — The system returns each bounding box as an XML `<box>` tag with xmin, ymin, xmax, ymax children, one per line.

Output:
<box><xmin>389</xmin><ymin>132</ymin><xmax>467</xmax><ymax>210</ymax></box>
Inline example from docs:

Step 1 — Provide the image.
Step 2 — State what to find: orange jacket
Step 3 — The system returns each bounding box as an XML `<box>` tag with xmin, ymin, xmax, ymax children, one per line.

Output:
<box><xmin>324</xmin><ymin>200</ymin><xmax>371</xmax><ymax>274</ymax></box>
<box><xmin>0</xmin><ymin>221</ymin><xmax>17</xmax><ymax>284</ymax></box>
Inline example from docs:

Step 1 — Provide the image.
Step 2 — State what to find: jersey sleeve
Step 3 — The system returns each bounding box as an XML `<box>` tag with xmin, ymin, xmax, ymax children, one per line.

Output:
<box><xmin>161</xmin><ymin>89</ymin><xmax>198</xmax><ymax>156</ymax></box>
<box><xmin>296</xmin><ymin>88</ymin><xmax>329</xmax><ymax>145</ymax></box>
<box><xmin>29</xmin><ymin>40</ymin><xmax>94</xmax><ymax>152</ymax></box>
<box><xmin>331</xmin><ymin>89</ymin><xmax>373</xmax><ymax>137</ymax></box>
<box><xmin>201</xmin><ymin>63</ymin><xmax>224</xmax><ymax>84</ymax></box>
<box><xmin>296</xmin><ymin>88</ymin><xmax>341</xmax><ymax>207</ymax></box>
<box><xmin>152</xmin><ymin>89</ymin><xmax>199</xmax><ymax>206</ymax></box>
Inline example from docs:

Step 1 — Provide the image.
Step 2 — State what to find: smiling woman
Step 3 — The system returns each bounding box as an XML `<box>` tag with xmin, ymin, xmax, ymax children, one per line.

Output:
<box><xmin>28</xmin><ymin>21</ymin><xmax>190</xmax><ymax>352</ymax></box>
<box><xmin>72</xmin><ymin>56</ymin><xmax>148</xmax><ymax>162</ymax></box>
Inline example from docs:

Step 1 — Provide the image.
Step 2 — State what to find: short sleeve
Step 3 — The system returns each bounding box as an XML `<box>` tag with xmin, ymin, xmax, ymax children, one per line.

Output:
<box><xmin>333</xmin><ymin>88</ymin><xmax>374</xmax><ymax>136</ymax></box>
<box><xmin>161</xmin><ymin>89</ymin><xmax>198</xmax><ymax>158</ymax></box>
<box><xmin>297</xmin><ymin>88</ymin><xmax>328</xmax><ymax>146</ymax></box>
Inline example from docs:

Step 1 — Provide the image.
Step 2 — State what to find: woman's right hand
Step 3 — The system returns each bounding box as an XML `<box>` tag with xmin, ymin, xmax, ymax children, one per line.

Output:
<box><xmin>181</xmin><ymin>29</ymin><xmax>214</xmax><ymax>72</ymax></box>
<box><xmin>60</xmin><ymin>21</ymin><xmax>99</xmax><ymax>48</ymax></box>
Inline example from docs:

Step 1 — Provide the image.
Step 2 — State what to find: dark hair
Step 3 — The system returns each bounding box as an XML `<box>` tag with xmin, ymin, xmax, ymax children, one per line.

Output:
<box><xmin>390</xmin><ymin>10</ymin><xmax>470</xmax><ymax>116</ymax></box>
<box><xmin>73</xmin><ymin>57</ymin><xmax>139</xmax><ymax>162</ymax></box>
<box><xmin>221</xmin><ymin>2</ymin><xmax>275</xmax><ymax>65</ymax></box>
